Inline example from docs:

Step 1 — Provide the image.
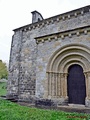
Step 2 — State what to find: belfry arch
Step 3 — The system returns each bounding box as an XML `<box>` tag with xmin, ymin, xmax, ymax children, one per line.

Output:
<box><xmin>47</xmin><ymin>44</ymin><xmax>90</xmax><ymax>106</ymax></box>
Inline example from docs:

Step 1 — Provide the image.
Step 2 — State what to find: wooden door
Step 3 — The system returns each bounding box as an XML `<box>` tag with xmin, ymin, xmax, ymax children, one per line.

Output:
<box><xmin>67</xmin><ymin>64</ymin><xmax>86</xmax><ymax>104</ymax></box>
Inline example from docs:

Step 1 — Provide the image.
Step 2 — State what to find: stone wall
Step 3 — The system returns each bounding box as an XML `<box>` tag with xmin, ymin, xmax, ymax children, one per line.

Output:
<box><xmin>7</xmin><ymin>6</ymin><xmax>90</xmax><ymax>106</ymax></box>
<box><xmin>7</xmin><ymin>31</ymin><xmax>22</xmax><ymax>96</ymax></box>
<box><xmin>36</xmin><ymin>29</ymin><xmax>90</xmax><ymax>99</ymax></box>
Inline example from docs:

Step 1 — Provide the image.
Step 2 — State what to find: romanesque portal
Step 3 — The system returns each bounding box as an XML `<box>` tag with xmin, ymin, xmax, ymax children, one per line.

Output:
<box><xmin>7</xmin><ymin>5</ymin><xmax>90</xmax><ymax>107</ymax></box>
<box><xmin>47</xmin><ymin>44</ymin><xmax>90</xmax><ymax>106</ymax></box>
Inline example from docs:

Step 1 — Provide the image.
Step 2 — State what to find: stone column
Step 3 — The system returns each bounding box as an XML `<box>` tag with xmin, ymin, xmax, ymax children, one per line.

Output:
<box><xmin>60</xmin><ymin>73</ymin><xmax>68</xmax><ymax>98</ymax></box>
<box><xmin>64</xmin><ymin>73</ymin><xmax>68</xmax><ymax>98</ymax></box>
<box><xmin>55</xmin><ymin>73</ymin><xmax>58</xmax><ymax>96</ymax></box>
<box><xmin>57</xmin><ymin>73</ymin><xmax>61</xmax><ymax>96</ymax></box>
<box><xmin>44</xmin><ymin>72</ymin><xmax>49</xmax><ymax>98</ymax></box>
<box><xmin>57</xmin><ymin>73</ymin><xmax>68</xmax><ymax>105</ymax></box>
<box><xmin>51</xmin><ymin>72</ymin><xmax>55</xmax><ymax>96</ymax></box>
<box><xmin>52</xmin><ymin>72</ymin><xmax>58</xmax><ymax>97</ymax></box>
<box><xmin>48</xmin><ymin>72</ymin><xmax>51</xmax><ymax>96</ymax></box>
<box><xmin>87</xmin><ymin>72</ymin><xmax>90</xmax><ymax>99</ymax></box>
<box><xmin>84</xmin><ymin>72</ymin><xmax>89</xmax><ymax>99</ymax></box>
<box><xmin>60</xmin><ymin>73</ymin><xmax>64</xmax><ymax>97</ymax></box>
<box><xmin>84</xmin><ymin>71</ymin><xmax>90</xmax><ymax>107</ymax></box>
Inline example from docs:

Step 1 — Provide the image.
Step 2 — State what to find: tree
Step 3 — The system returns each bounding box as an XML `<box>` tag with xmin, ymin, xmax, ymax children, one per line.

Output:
<box><xmin>0</xmin><ymin>60</ymin><xmax>8</xmax><ymax>79</ymax></box>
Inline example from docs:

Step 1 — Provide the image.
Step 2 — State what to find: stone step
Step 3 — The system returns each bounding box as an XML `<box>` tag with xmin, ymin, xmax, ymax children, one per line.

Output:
<box><xmin>68</xmin><ymin>104</ymin><xmax>85</xmax><ymax>108</ymax></box>
<box><xmin>57</xmin><ymin>105</ymin><xmax>90</xmax><ymax>113</ymax></box>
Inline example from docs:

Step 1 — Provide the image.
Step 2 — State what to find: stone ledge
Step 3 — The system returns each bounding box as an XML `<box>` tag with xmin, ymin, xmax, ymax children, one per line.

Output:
<box><xmin>35</xmin><ymin>25</ymin><xmax>90</xmax><ymax>43</ymax></box>
<box><xmin>17</xmin><ymin>101</ymin><xmax>90</xmax><ymax>114</ymax></box>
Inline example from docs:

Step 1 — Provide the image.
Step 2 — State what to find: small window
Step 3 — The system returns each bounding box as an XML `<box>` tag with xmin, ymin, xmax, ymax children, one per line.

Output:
<box><xmin>38</xmin><ymin>18</ymin><xmax>40</xmax><ymax>22</ymax></box>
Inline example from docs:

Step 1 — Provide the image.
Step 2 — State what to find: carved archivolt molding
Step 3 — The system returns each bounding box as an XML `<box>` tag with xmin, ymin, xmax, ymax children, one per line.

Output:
<box><xmin>47</xmin><ymin>44</ymin><xmax>90</xmax><ymax>99</ymax></box>
<box><xmin>47</xmin><ymin>44</ymin><xmax>90</xmax><ymax>73</ymax></box>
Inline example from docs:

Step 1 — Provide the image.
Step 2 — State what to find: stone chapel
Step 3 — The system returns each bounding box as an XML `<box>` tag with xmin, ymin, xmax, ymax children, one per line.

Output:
<box><xmin>7</xmin><ymin>5</ymin><xmax>90</xmax><ymax>107</ymax></box>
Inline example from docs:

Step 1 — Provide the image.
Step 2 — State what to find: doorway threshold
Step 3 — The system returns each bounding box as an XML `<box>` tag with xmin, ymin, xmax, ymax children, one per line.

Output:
<box><xmin>57</xmin><ymin>104</ymin><xmax>90</xmax><ymax>113</ymax></box>
<box><xmin>68</xmin><ymin>104</ymin><xmax>85</xmax><ymax>108</ymax></box>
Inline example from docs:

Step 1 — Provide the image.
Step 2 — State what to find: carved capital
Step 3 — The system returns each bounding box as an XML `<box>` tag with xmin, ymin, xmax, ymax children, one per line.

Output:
<box><xmin>64</xmin><ymin>73</ymin><xmax>68</xmax><ymax>77</ymax></box>
<box><xmin>85</xmin><ymin>71</ymin><xmax>90</xmax><ymax>77</ymax></box>
<box><xmin>84</xmin><ymin>71</ymin><xmax>90</xmax><ymax>77</ymax></box>
<box><xmin>60</xmin><ymin>73</ymin><xmax>68</xmax><ymax>78</ymax></box>
<box><xmin>60</xmin><ymin>73</ymin><xmax>64</xmax><ymax>78</ymax></box>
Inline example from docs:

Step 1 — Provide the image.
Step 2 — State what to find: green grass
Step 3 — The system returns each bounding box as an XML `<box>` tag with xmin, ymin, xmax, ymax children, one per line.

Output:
<box><xmin>0</xmin><ymin>99</ymin><xmax>90</xmax><ymax>120</ymax></box>
<box><xmin>0</xmin><ymin>82</ymin><xmax>7</xmax><ymax>96</ymax></box>
<box><xmin>0</xmin><ymin>83</ymin><xmax>89</xmax><ymax>120</ymax></box>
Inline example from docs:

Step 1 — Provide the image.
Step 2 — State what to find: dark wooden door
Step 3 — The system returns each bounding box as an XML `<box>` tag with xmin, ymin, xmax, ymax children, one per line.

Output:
<box><xmin>67</xmin><ymin>64</ymin><xmax>86</xmax><ymax>104</ymax></box>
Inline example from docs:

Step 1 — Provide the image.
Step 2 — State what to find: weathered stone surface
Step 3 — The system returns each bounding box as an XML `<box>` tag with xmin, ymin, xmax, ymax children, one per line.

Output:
<box><xmin>7</xmin><ymin>6</ymin><xmax>90</xmax><ymax>107</ymax></box>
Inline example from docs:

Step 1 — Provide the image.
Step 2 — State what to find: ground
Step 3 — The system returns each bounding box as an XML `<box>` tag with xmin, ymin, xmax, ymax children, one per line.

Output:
<box><xmin>0</xmin><ymin>81</ymin><xmax>7</xmax><ymax>96</ymax></box>
<box><xmin>0</xmin><ymin>98</ymin><xmax>90</xmax><ymax>120</ymax></box>
<box><xmin>0</xmin><ymin>80</ymin><xmax>90</xmax><ymax>120</ymax></box>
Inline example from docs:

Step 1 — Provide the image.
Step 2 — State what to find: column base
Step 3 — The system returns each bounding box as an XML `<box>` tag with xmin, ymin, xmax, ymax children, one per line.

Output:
<box><xmin>52</xmin><ymin>97</ymin><xmax>68</xmax><ymax>106</ymax></box>
<box><xmin>85</xmin><ymin>98</ymin><xmax>90</xmax><ymax>107</ymax></box>
<box><xmin>35</xmin><ymin>97</ymin><xmax>68</xmax><ymax>107</ymax></box>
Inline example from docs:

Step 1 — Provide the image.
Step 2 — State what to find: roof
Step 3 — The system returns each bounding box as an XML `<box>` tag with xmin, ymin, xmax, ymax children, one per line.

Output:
<box><xmin>13</xmin><ymin>5</ymin><xmax>90</xmax><ymax>31</ymax></box>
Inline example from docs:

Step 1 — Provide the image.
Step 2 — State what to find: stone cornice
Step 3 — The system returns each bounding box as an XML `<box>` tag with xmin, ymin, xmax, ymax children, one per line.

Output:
<box><xmin>13</xmin><ymin>5</ymin><xmax>90</xmax><ymax>32</ymax></box>
<box><xmin>35</xmin><ymin>25</ymin><xmax>90</xmax><ymax>44</ymax></box>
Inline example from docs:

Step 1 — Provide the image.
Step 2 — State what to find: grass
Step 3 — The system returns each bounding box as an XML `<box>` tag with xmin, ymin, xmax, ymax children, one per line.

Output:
<box><xmin>0</xmin><ymin>99</ymin><xmax>90</xmax><ymax>120</ymax></box>
<box><xmin>0</xmin><ymin>82</ymin><xmax>7</xmax><ymax>96</ymax></box>
<box><xmin>0</xmin><ymin>82</ymin><xmax>90</xmax><ymax>120</ymax></box>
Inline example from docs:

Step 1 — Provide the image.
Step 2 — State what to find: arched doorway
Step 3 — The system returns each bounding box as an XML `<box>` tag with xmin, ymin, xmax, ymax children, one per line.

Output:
<box><xmin>47</xmin><ymin>44</ymin><xmax>90</xmax><ymax>106</ymax></box>
<box><xmin>67</xmin><ymin>64</ymin><xmax>86</xmax><ymax>105</ymax></box>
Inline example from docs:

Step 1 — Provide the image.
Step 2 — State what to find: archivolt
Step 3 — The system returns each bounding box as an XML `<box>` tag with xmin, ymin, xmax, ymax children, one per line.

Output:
<box><xmin>47</xmin><ymin>44</ymin><xmax>90</xmax><ymax>73</ymax></box>
<box><xmin>47</xmin><ymin>44</ymin><xmax>90</xmax><ymax>98</ymax></box>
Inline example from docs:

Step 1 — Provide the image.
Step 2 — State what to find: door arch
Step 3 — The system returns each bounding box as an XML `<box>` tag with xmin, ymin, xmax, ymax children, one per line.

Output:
<box><xmin>47</xmin><ymin>44</ymin><xmax>90</xmax><ymax>106</ymax></box>
<box><xmin>67</xmin><ymin>64</ymin><xmax>86</xmax><ymax>104</ymax></box>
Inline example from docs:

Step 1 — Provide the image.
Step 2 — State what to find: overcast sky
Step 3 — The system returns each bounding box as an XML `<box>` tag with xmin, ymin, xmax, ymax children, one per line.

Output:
<box><xmin>0</xmin><ymin>0</ymin><xmax>90</xmax><ymax>63</ymax></box>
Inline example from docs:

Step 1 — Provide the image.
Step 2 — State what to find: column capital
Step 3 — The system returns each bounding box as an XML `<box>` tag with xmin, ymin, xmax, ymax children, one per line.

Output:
<box><xmin>84</xmin><ymin>71</ymin><xmax>90</xmax><ymax>77</ymax></box>
<box><xmin>60</xmin><ymin>73</ymin><xmax>68</xmax><ymax>77</ymax></box>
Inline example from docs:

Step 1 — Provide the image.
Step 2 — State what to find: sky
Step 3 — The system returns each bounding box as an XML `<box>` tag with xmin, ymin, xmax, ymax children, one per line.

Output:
<box><xmin>0</xmin><ymin>0</ymin><xmax>90</xmax><ymax>63</ymax></box>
